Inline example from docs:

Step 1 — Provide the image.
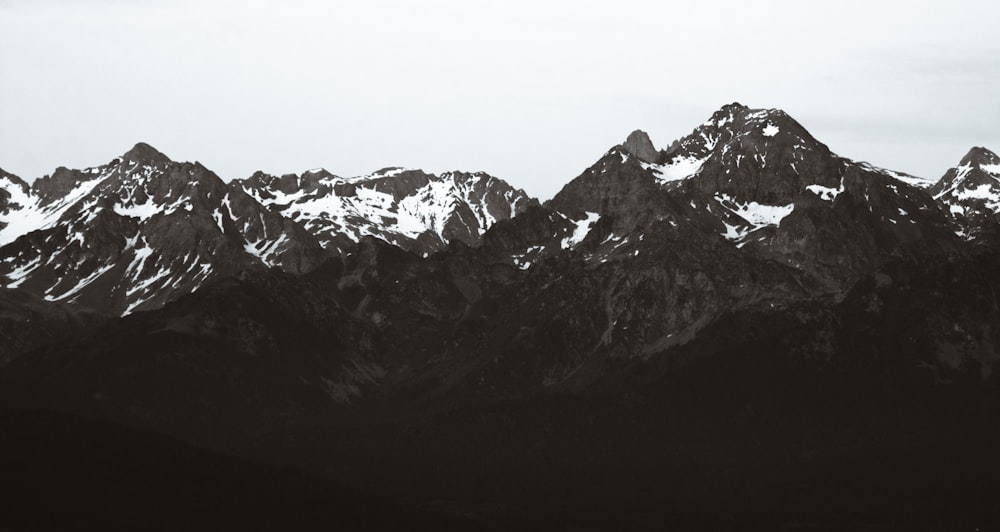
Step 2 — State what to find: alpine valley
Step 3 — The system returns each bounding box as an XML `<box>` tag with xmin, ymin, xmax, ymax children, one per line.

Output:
<box><xmin>2</xmin><ymin>104</ymin><xmax>999</xmax><ymax>531</ymax></box>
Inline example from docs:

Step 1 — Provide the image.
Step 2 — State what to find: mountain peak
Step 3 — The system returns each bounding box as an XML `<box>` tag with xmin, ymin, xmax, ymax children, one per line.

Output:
<box><xmin>622</xmin><ymin>130</ymin><xmax>658</xmax><ymax>163</ymax></box>
<box><xmin>960</xmin><ymin>146</ymin><xmax>1000</xmax><ymax>168</ymax></box>
<box><xmin>123</xmin><ymin>142</ymin><xmax>170</xmax><ymax>164</ymax></box>
<box><xmin>929</xmin><ymin>146</ymin><xmax>1000</xmax><ymax>232</ymax></box>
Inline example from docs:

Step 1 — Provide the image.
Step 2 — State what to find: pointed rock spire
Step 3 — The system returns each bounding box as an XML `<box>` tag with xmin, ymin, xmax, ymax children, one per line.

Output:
<box><xmin>623</xmin><ymin>130</ymin><xmax>658</xmax><ymax>163</ymax></box>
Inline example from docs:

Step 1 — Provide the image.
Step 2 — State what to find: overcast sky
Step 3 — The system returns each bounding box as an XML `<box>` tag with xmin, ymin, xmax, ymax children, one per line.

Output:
<box><xmin>1</xmin><ymin>0</ymin><xmax>998</xmax><ymax>199</ymax></box>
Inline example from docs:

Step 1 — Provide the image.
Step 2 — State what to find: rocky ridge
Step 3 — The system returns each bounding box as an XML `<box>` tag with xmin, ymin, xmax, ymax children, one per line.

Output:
<box><xmin>237</xmin><ymin>167</ymin><xmax>537</xmax><ymax>256</ymax></box>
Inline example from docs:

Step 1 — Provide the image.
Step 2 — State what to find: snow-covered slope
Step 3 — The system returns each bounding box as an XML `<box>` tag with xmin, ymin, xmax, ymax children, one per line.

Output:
<box><xmin>237</xmin><ymin>167</ymin><xmax>537</xmax><ymax>255</ymax></box>
<box><xmin>930</xmin><ymin>147</ymin><xmax>1000</xmax><ymax>235</ymax></box>
<box><xmin>0</xmin><ymin>143</ymin><xmax>325</xmax><ymax>315</ymax></box>
<box><xmin>0</xmin><ymin>166</ymin><xmax>107</xmax><ymax>247</ymax></box>
<box><xmin>0</xmin><ymin>169</ymin><xmax>36</xmax><ymax>246</ymax></box>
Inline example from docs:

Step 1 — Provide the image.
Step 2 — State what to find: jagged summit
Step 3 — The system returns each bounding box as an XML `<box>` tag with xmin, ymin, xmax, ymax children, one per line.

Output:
<box><xmin>636</xmin><ymin>103</ymin><xmax>842</xmax><ymax>207</ymax></box>
<box><xmin>28</xmin><ymin>143</ymin><xmax>172</xmax><ymax>204</ymax></box>
<box><xmin>549</xmin><ymin>103</ymin><xmax>839</xmax><ymax>215</ymax></box>
<box><xmin>122</xmin><ymin>142</ymin><xmax>171</xmax><ymax>164</ymax></box>
<box><xmin>698</xmin><ymin>103</ymin><xmax>809</xmax><ymax>138</ymax></box>
<box><xmin>622</xmin><ymin>130</ymin><xmax>658</xmax><ymax>163</ymax></box>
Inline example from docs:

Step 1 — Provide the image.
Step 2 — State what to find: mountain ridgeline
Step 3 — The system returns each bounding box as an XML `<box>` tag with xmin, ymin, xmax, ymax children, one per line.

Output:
<box><xmin>2</xmin><ymin>103</ymin><xmax>1000</xmax><ymax>530</ymax></box>
<box><xmin>0</xmin><ymin>145</ymin><xmax>535</xmax><ymax>316</ymax></box>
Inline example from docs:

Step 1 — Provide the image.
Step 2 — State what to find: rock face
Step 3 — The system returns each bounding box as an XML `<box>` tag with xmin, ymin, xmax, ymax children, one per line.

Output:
<box><xmin>930</xmin><ymin>146</ymin><xmax>1000</xmax><ymax>235</ymax></box>
<box><xmin>237</xmin><ymin>167</ymin><xmax>538</xmax><ymax>256</ymax></box>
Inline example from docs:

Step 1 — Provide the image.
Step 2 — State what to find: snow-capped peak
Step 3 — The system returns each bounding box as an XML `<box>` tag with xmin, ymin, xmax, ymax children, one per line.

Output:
<box><xmin>643</xmin><ymin>103</ymin><xmax>839</xmax><ymax>204</ymax></box>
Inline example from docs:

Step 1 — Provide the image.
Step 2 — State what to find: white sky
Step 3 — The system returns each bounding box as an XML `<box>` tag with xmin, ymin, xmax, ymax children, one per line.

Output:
<box><xmin>1</xmin><ymin>0</ymin><xmax>998</xmax><ymax>199</ymax></box>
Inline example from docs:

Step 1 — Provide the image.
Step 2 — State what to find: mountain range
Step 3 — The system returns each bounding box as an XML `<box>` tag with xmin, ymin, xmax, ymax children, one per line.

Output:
<box><xmin>2</xmin><ymin>103</ymin><xmax>999</xmax><ymax>531</ymax></box>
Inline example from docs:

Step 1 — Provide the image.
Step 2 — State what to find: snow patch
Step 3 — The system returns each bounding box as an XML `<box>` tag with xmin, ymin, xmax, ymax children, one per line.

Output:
<box><xmin>884</xmin><ymin>170</ymin><xmax>935</xmax><ymax>189</ymax></box>
<box><xmin>722</xmin><ymin>222</ymin><xmax>748</xmax><ymax>241</ymax></box>
<box><xmin>762</xmin><ymin>123</ymin><xmax>779</xmax><ymax>137</ymax></box>
<box><xmin>561</xmin><ymin>212</ymin><xmax>600</xmax><ymax>249</ymax></box>
<box><xmin>5</xmin><ymin>256</ymin><xmax>42</xmax><ymax>288</ymax></box>
<box><xmin>114</xmin><ymin>198</ymin><xmax>160</xmax><ymax>220</ymax></box>
<box><xmin>126</xmin><ymin>265</ymin><xmax>173</xmax><ymax>299</ymax></box>
<box><xmin>125</xmin><ymin>244</ymin><xmax>155</xmax><ymax>279</ymax></box>
<box><xmin>714</xmin><ymin>194</ymin><xmax>794</xmax><ymax>242</ymax></box>
<box><xmin>244</xmin><ymin>232</ymin><xmax>290</xmax><ymax>267</ymax></box>
<box><xmin>806</xmin><ymin>180</ymin><xmax>845</xmax><ymax>201</ymax></box>
<box><xmin>644</xmin><ymin>155</ymin><xmax>709</xmax><ymax>184</ymax></box>
<box><xmin>954</xmin><ymin>183</ymin><xmax>1000</xmax><ymax>202</ymax></box>
<box><xmin>44</xmin><ymin>263</ymin><xmax>115</xmax><ymax>302</ymax></box>
<box><xmin>716</xmin><ymin>195</ymin><xmax>795</xmax><ymax>228</ymax></box>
